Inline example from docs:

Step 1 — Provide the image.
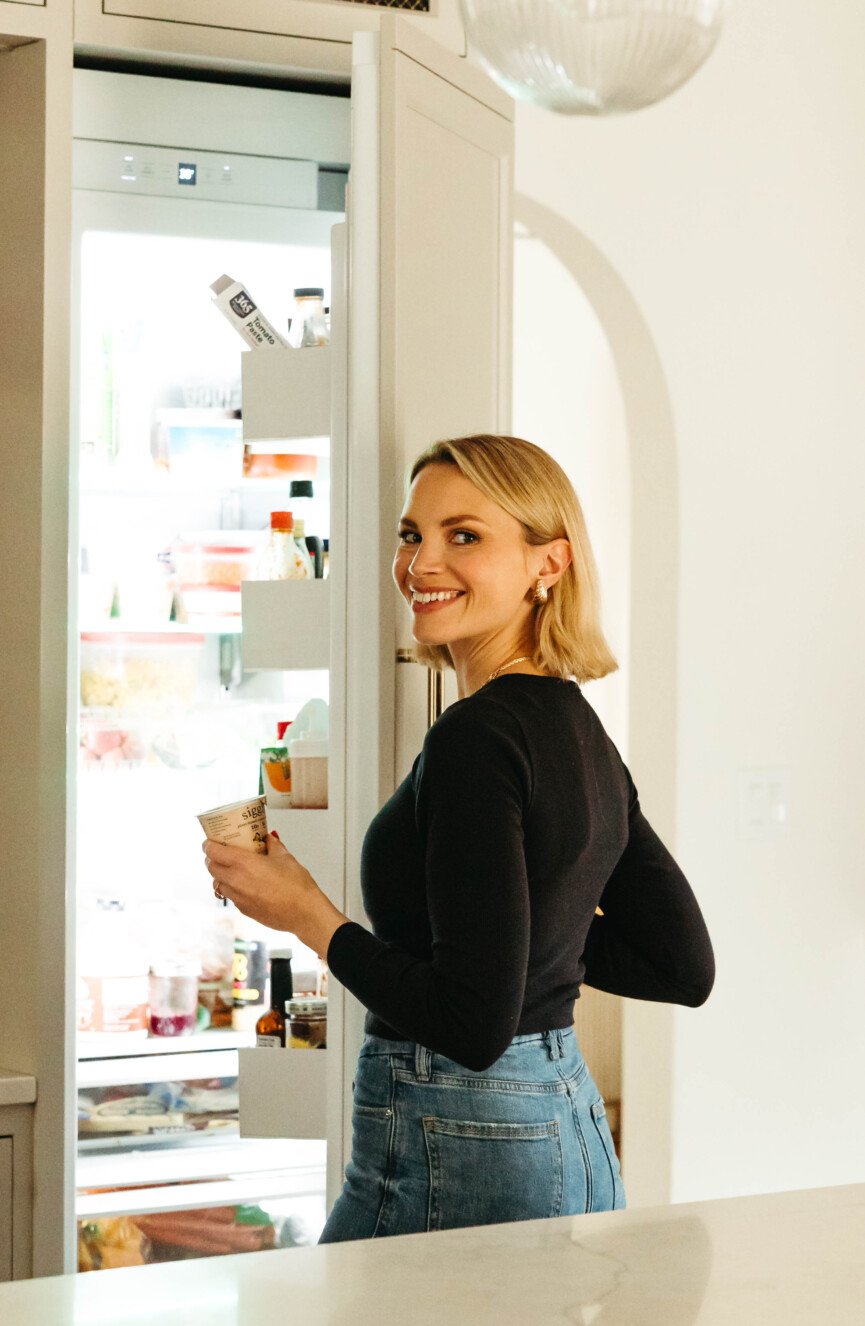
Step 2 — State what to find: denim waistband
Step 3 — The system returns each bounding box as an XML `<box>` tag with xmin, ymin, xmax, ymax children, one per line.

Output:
<box><xmin>359</xmin><ymin>1026</ymin><xmax>576</xmax><ymax>1063</ymax></box>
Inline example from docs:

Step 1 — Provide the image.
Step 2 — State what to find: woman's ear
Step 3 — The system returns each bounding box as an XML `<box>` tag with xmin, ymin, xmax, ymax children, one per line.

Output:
<box><xmin>538</xmin><ymin>538</ymin><xmax>572</xmax><ymax>585</ymax></box>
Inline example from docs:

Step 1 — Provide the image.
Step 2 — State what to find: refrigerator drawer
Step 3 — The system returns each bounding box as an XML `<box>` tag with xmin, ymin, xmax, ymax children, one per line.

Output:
<box><xmin>238</xmin><ymin>1049</ymin><xmax>326</xmax><ymax>1140</ymax></box>
<box><xmin>241</xmin><ymin>346</ymin><xmax>331</xmax><ymax>444</ymax></box>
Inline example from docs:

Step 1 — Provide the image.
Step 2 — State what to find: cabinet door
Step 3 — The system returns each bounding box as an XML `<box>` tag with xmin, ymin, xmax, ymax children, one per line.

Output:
<box><xmin>382</xmin><ymin>20</ymin><xmax>514</xmax><ymax>787</ymax></box>
<box><xmin>0</xmin><ymin>1137</ymin><xmax>12</xmax><ymax>1282</ymax></box>
<box><xmin>74</xmin><ymin>1</ymin><xmax>464</xmax><ymax>79</ymax></box>
<box><xmin>340</xmin><ymin>14</ymin><xmax>513</xmax><ymax>1156</ymax></box>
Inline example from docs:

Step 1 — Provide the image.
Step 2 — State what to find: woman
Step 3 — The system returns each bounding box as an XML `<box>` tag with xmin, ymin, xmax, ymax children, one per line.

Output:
<box><xmin>204</xmin><ymin>433</ymin><xmax>715</xmax><ymax>1240</ymax></box>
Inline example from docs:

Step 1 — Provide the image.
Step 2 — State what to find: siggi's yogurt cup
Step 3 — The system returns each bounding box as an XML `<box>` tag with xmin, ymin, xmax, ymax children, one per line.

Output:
<box><xmin>197</xmin><ymin>795</ymin><xmax>269</xmax><ymax>854</ymax></box>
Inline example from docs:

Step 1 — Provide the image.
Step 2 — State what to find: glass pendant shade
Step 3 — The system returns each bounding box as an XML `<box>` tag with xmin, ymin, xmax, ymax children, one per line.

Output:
<box><xmin>459</xmin><ymin>0</ymin><xmax>728</xmax><ymax>115</ymax></box>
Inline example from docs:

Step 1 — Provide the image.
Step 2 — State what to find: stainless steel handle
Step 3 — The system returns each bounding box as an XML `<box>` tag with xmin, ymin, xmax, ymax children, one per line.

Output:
<box><xmin>396</xmin><ymin>649</ymin><xmax>445</xmax><ymax>729</ymax></box>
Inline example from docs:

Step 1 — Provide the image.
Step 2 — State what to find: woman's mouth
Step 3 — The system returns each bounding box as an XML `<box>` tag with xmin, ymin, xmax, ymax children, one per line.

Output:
<box><xmin>410</xmin><ymin>590</ymin><xmax>465</xmax><ymax>615</ymax></box>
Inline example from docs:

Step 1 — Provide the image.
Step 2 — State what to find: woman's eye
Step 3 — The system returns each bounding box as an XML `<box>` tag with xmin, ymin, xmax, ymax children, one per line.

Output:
<box><xmin>396</xmin><ymin>529</ymin><xmax>478</xmax><ymax>545</ymax></box>
<box><xmin>452</xmin><ymin>530</ymin><xmax>478</xmax><ymax>545</ymax></box>
<box><xmin>397</xmin><ymin>530</ymin><xmax>419</xmax><ymax>544</ymax></box>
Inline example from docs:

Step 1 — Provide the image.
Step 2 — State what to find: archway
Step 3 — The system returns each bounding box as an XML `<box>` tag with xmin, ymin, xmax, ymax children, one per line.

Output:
<box><xmin>513</xmin><ymin>194</ymin><xmax>680</xmax><ymax>1205</ymax></box>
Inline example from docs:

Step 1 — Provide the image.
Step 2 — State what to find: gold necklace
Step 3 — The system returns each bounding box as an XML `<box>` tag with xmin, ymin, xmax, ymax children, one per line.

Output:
<box><xmin>486</xmin><ymin>654</ymin><xmax>531</xmax><ymax>684</ymax></box>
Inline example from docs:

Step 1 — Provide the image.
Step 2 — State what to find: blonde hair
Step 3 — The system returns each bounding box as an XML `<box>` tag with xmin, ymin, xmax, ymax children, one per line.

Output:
<box><xmin>406</xmin><ymin>434</ymin><xmax>619</xmax><ymax>684</ymax></box>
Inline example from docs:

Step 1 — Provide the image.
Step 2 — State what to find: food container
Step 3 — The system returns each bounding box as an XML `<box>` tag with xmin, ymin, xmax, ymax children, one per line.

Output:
<box><xmin>148</xmin><ymin>963</ymin><xmax>202</xmax><ymax>1037</ymax></box>
<box><xmin>286</xmin><ymin>997</ymin><xmax>327</xmax><ymax>1049</ymax></box>
<box><xmin>172</xmin><ymin>536</ymin><xmax>259</xmax><ymax>589</ymax></box>
<box><xmin>79</xmin><ymin>715</ymin><xmax>149</xmax><ymax>769</ymax></box>
<box><xmin>287</xmin><ymin>735</ymin><xmax>328</xmax><ymax>808</ymax></box>
<box><xmin>77</xmin><ymin>899</ymin><xmax>149</xmax><ymax>1037</ymax></box>
<box><xmin>154</xmin><ymin>411</ymin><xmax>243</xmax><ymax>484</ymax></box>
<box><xmin>80</xmin><ymin>633</ymin><xmax>204</xmax><ymax>710</ymax></box>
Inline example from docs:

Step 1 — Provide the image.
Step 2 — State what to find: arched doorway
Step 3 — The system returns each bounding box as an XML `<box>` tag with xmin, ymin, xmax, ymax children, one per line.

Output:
<box><xmin>513</xmin><ymin>194</ymin><xmax>680</xmax><ymax>1205</ymax></box>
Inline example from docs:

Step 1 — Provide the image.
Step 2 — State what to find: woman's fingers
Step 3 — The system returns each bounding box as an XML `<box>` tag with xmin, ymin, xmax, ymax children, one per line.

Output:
<box><xmin>202</xmin><ymin>838</ymin><xmax>247</xmax><ymax>867</ymax></box>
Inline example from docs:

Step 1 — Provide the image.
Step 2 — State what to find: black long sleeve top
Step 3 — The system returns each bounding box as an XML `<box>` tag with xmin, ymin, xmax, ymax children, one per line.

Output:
<box><xmin>326</xmin><ymin>674</ymin><xmax>715</xmax><ymax>1072</ymax></box>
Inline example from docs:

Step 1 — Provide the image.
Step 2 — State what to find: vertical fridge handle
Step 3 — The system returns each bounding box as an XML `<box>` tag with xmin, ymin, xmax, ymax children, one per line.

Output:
<box><xmin>396</xmin><ymin>649</ymin><xmax>444</xmax><ymax>729</ymax></box>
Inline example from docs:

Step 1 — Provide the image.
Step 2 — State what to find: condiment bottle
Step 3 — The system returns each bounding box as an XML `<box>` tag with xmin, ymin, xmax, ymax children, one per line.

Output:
<box><xmin>232</xmin><ymin>909</ymin><xmax>268</xmax><ymax>1031</ymax></box>
<box><xmin>260</xmin><ymin>720</ymin><xmax>293</xmax><ymax>810</ymax></box>
<box><xmin>255</xmin><ymin>952</ymin><xmax>294</xmax><ymax>1047</ymax></box>
<box><xmin>257</xmin><ymin>512</ymin><xmax>311</xmax><ymax>580</ymax></box>
<box><xmin>287</xmin><ymin>997</ymin><xmax>327</xmax><ymax>1049</ymax></box>
<box><xmin>287</xmin><ymin>287</ymin><xmax>329</xmax><ymax>347</ymax></box>
<box><xmin>291</xmin><ymin>518</ymin><xmax>315</xmax><ymax>580</ymax></box>
<box><xmin>288</xmin><ymin>480</ymin><xmax>324</xmax><ymax>578</ymax></box>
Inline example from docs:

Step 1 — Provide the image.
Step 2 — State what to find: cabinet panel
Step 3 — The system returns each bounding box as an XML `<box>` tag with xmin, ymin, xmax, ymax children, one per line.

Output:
<box><xmin>74</xmin><ymin>0</ymin><xmax>463</xmax><ymax>80</ymax></box>
<box><xmin>377</xmin><ymin>16</ymin><xmax>514</xmax><ymax>777</ymax></box>
<box><xmin>0</xmin><ymin>1137</ymin><xmax>11</xmax><ymax>1282</ymax></box>
<box><xmin>101</xmin><ymin>0</ymin><xmax>379</xmax><ymax>42</ymax></box>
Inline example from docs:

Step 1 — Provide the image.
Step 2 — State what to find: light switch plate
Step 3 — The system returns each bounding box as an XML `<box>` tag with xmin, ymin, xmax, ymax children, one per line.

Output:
<box><xmin>737</xmin><ymin>767</ymin><xmax>791</xmax><ymax>837</ymax></box>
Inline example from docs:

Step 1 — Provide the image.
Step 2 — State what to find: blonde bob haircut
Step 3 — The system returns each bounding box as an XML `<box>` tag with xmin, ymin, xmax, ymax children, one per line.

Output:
<box><xmin>406</xmin><ymin>434</ymin><xmax>619</xmax><ymax>685</ymax></box>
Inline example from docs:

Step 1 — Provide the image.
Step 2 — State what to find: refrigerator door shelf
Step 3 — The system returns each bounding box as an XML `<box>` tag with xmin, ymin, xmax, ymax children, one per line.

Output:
<box><xmin>241</xmin><ymin>345</ymin><xmax>331</xmax><ymax>443</ymax></box>
<box><xmin>241</xmin><ymin>579</ymin><xmax>330</xmax><ymax>670</ymax></box>
<box><xmin>264</xmin><ymin>807</ymin><xmax>335</xmax><ymax>897</ymax></box>
<box><xmin>238</xmin><ymin>1047</ymin><xmax>326</xmax><ymax>1141</ymax></box>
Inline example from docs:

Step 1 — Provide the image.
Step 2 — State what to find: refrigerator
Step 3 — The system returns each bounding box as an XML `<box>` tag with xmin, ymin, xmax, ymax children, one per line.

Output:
<box><xmin>8</xmin><ymin>14</ymin><xmax>514</xmax><ymax>1274</ymax></box>
<box><xmin>70</xmin><ymin>67</ymin><xmax>352</xmax><ymax>1268</ymax></box>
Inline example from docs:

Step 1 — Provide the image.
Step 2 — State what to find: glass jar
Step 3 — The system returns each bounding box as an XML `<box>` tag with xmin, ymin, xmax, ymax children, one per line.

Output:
<box><xmin>287</xmin><ymin>287</ymin><xmax>329</xmax><ymax>348</ymax></box>
<box><xmin>286</xmin><ymin>997</ymin><xmax>327</xmax><ymax>1049</ymax></box>
<box><xmin>148</xmin><ymin>963</ymin><xmax>201</xmax><ymax>1037</ymax></box>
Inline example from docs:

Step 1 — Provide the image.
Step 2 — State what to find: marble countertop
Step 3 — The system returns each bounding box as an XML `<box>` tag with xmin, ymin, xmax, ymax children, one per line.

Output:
<box><xmin>0</xmin><ymin>1182</ymin><xmax>862</xmax><ymax>1323</ymax></box>
<box><xmin>0</xmin><ymin>1069</ymin><xmax>36</xmax><ymax>1107</ymax></box>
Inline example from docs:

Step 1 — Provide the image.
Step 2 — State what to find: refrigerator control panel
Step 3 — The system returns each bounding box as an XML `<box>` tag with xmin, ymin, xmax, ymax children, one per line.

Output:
<box><xmin>73</xmin><ymin>140</ymin><xmax>319</xmax><ymax>210</ymax></box>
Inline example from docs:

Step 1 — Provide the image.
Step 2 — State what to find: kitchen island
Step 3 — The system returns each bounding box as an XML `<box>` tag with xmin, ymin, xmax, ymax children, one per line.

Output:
<box><xmin>0</xmin><ymin>1181</ymin><xmax>862</xmax><ymax>1323</ymax></box>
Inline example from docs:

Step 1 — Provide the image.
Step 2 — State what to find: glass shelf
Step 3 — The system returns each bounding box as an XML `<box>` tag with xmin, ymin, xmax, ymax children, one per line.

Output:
<box><xmin>79</xmin><ymin>620</ymin><xmax>243</xmax><ymax>636</ymax></box>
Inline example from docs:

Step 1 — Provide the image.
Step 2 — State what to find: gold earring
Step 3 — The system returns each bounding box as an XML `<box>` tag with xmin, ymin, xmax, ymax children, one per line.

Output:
<box><xmin>533</xmin><ymin>578</ymin><xmax>548</xmax><ymax>604</ymax></box>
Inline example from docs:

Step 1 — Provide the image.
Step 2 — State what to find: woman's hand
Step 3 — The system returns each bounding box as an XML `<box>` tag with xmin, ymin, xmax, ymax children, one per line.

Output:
<box><xmin>203</xmin><ymin>831</ymin><xmax>349</xmax><ymax>959</ymax></box>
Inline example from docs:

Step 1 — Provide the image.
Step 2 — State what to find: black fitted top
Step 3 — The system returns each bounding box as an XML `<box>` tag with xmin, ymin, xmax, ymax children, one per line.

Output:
<box><xmin>326</xmin><ymin>675</ymin><xmax>715</xmax><ymax>1071</ymax></box>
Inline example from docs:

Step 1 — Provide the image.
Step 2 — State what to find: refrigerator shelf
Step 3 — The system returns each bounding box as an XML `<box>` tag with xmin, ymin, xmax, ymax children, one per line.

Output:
<box><xmin>77</xmin><ymin>1048</ymin><xmax>241</xmax><ymax>1090</ymax></box>
<box><xmin>78</xmin><ymin>620</ymin><xmax>243</xmax><ymax>636</ymax></box>
<box><xmin>79</xmin><ymin>475</ymin><xmax>315</xmax><ymax>496</ymax></box>
<box><xmin>77</xmin><ymin>1029</ymin><xmax>255</xmax><ymax>1061</ymax></box>
<box><xmin>76</xmin><ymin>1165</ymin><xmax>326</xmax><ymax>1220</ymax></box>
<box><xmin>77</xmin><ymin>1136</ymin><xmax>323</xmax><ymax>1192</ymax></box>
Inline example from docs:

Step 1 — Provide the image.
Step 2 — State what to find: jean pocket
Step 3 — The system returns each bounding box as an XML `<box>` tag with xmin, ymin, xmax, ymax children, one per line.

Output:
<box><xmin>589</xmin><ymin>1098</ymin><xmax>626</xmax><ymax>1211</ymax></box>
<box><xmin>423</xmin><ymin>1116</ymin><xmax>564</xmax><ymax>1232</ymax></box>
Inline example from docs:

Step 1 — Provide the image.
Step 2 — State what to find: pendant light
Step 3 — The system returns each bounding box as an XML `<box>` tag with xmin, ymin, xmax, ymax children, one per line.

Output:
<box><xmin>459</xmin><ymin>0</ymin><xmax>729</xmax><ymax>115</ymax></box>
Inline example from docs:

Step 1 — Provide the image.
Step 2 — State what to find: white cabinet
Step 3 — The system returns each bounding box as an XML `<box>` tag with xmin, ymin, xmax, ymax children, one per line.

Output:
<box><xmin>0</xmin><ymin>1137</ymin><xmax>12</xmax><ymax>1281</ymax></box>
<box><xmin>73</xmin><ymin>0</ymin><xmax>465</xmax><ymax>78</ymax></box>
<box><xmin>0</xmin><ymin>1090</ymin><xmax>36</xmax><ymax>1282</ymax></box>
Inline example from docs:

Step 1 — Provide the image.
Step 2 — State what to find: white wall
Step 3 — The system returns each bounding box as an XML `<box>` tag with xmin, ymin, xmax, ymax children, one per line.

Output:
<box><xmin>512</xmin><ymin>230</ymin><xmax>630</xmax><ymax>752</ymax></box>
<box><xmin>512</xmin><ymin>0</ymin><xmax>865</xmax><ymax>1202</ymax></box>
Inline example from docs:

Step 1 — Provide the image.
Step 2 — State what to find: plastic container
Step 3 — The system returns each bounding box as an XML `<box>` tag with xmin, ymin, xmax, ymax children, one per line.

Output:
<box><xmin>288</xmin><ymin>734</ymin><xmax>328</xmax><ymax>808</ymax></box>
<box><xmin>172</xmin><ymin>536</ymin><xmax>259</xmax><ymax>589</ymax></box>
<box><xmin>148</xmin><ymin>963</ymin><xmax>201</xmax><ymax>1037</ymax></box>
<box><xmin>80</xmin><ymin>633</ymin><xmax>204</xmax><ymax>710</ymax></box>
<box><xmin>285</xmin><ymin>698</ymin><xmax>328</xmax><ymax>807</ymax></box>
<box><xmin>79</xmin><ymin>715</ymin><xmax>149</xmax><ymax>770</ymax></box>
<box><xmin>77</xmin><ymin>900</ymin><xmax>149</xmax><ymax>1037</ymax></box>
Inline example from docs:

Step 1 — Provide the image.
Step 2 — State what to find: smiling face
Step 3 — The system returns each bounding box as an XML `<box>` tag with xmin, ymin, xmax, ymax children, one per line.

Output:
<box><xmin>392</xmin><ymin>463</ymin><xmax>542</xmax><ymax>677</ymax></box>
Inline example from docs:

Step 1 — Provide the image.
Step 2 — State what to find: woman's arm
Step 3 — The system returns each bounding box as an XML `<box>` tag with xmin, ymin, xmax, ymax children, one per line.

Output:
<box><xmin>581</xmin><ymin>771</ymin><xmax>715</xmax><ymax>1006</ymax></box>
<box><xmin>327</xmin><ymin>704</ymin><xmax>533</xmax><ymax>1072</ymax></box>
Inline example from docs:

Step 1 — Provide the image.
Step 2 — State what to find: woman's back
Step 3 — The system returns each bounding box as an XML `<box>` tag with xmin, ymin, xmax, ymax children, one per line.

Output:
<box><xmin>327</xmin><ymin>673</ymin><xmax>713</xmax><ymax>1073</ymax></box>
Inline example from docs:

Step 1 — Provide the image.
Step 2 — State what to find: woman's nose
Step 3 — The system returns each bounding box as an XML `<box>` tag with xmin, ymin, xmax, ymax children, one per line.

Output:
<box><xmin>407</xmin><ymin>540</ymin><xmax>444</xmax><ymax>572</ymax></box>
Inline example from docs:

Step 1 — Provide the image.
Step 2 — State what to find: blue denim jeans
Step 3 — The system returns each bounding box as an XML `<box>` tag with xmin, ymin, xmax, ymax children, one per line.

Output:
<box><xmin>318</xmin><ymin>1027</ymin><xmax>626</xmax><ymax>1242</ymax></box>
